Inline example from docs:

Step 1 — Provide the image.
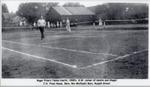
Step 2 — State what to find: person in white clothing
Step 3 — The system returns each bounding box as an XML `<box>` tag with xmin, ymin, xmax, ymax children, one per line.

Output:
<box><xmin>47</xmin><ymin>21</ymin><xmax>50</xmax><ymax>28</ymax></box>
<box><xmin>60</xmin><ymin>21</ymin><xmax>62</xmax><ymax>27</ymax></box>
<box><xmin>37</xmin><ymin>16</ymin><xmax>46</xmax><ymax>40</ymax></box>
<box><xmin>33</xmin><ymin>22</ymin><xmax>36</xmax><ymax>27</ymax></box>
<box><xmin>32</xmin><ymin>22</ymin><xmax>37</xmax><ymax>30</ymax></box>
<box><xmin>66</xmin><ymin>18</ymin><xmax>71</xmax><ymax>32</ymax></box>
<box><xmin>99</xmin><ymin>18</ymin><xmax>103</xmax><ymax>26</ymax></box>
<box><xmin>19</xmin><ymin>21</ymin><xmax>23</xmax><ymax>26</ymax></box>
<box><xmin>57</xmin><ymin>21</ymin><xmax>59</xmax><ymax>28</ymax></box>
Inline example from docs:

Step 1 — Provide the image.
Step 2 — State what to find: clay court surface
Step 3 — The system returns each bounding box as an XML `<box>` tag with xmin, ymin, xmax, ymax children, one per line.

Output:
<box><xmin>2</xmin><ymin>28</ymin><xmax>148</xmax><ymax>78</ymax></box>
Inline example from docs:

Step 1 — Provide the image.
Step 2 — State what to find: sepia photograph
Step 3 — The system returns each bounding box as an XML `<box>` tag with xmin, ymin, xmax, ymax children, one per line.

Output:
<box><xmin>1</xmin><ymin>0</ymin><xmax>148</xmax><ymax>79</ymax></box>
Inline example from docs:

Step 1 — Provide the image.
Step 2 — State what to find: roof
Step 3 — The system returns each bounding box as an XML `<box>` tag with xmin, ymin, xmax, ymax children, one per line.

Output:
<box><xmin>53</xmin><ymin>7</ymin><xmax>95</xmax><ymax>16</ymax></box>
<box><xmin>53</xmin><ymin>7</ymin><xmax>72</xmax><ymax>15</ymax></box>
<box><xmin>65</xmin><ymin>7</ymin><xmax>95</xmax><ymax>15</ymax></box>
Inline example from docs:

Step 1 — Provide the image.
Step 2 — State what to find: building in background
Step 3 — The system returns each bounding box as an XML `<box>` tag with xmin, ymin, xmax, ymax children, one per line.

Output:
<box><xmin>46</xmin><ymin>6</ymin><xmax>95</xmax><ymax>27</ymax></box>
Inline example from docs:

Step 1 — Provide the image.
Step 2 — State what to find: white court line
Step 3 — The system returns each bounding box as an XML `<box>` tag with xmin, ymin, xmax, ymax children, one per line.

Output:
<box><xmin>79</xmin><ymin>49</ymin><xmax>148</xmax><ymax>69</ymax></box>
<box><xmin>2</xmin><ymin>44</ymin><xmax>148</xmax><ymax>70</ymax></box>
<box><xmin>3</xmin><ymin>40</ymin><xmax>117</xmax><ymax>57</ymax></box>
<box><xmin>48</xmin><ymin>35</ymin><xmax>99</xmax><ymax>38</ymax></box>
<box><xmin>2</xmin><ymin>47</ymin><xmax>78</xmax><ymax>69</ymax></box>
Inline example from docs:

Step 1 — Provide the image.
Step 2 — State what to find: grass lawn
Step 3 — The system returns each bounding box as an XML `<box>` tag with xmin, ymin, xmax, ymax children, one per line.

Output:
<box><xmin>2</xmin><ymin>28</ymin><xmax>148</xmax><ymax>78</ymax></box>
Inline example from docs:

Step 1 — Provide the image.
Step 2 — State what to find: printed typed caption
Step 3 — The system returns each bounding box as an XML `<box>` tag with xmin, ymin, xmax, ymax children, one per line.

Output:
<box><xmin>37</xmin><ymin>79</ymin><xmax>117</xmax><ymax>86</ymax></box>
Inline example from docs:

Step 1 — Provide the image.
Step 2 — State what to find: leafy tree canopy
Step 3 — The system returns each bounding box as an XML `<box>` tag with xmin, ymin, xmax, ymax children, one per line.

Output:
<box><xmin>94</xmin><ymin>3</ymin><xmax>148</xmax><ymax>20</ymax></box>
<box><xmin>16</xmin><ymin>3</ymin><xmax>58</xmax><ymax>24</ymax></box>
<box><xmin>2</xmin><ymin>4</ymin><xmax>9</xmax><ymax>13</ymax></box>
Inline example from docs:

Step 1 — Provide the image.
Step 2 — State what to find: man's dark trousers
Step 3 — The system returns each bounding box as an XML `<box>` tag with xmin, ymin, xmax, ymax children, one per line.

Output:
<box><xmin>39</xmin><ymin>27</ymin><xmax>45</xmax><ymax>40</ymax></box>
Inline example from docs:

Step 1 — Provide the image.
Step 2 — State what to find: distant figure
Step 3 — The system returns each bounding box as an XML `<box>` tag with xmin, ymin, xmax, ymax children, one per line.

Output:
<box><xmin>57</xmin><ymin>21</ymin><xmax>59</xmax><ymax>28</ymax></box>
<box><xmin>33</xmin><ymin>22</ymin><xmax>36</xmax><ymax>27</ymax></box>
<box><xmin>50</xmin><ymin>23</ymin><xmax>53</xmax><ymax>28</ymax></box>
<box><xmin>66</xmin><ymin>18</ymin><xmax>71</xmax><ymax>32</ymax></box>
<box><xmin>99</xmin><ymin>18</ymin><xmax>103</xmax><ymax>26</ymax></box>
<box><xmin>60</xmin><ymin>21</ymin><xmax>62</xmax><ymax>27</ymax></box>
<box><xmin>93</xmin><ymin>21</ymin><xmax>96</xmax><ymax>29</ymax></box>
<box><xmin>33</xmin><ymin>22</ymin><xmax>37</xmax><ymax>30</ymax></box>
<box><xmin>23</xmin><ymin>21</ymin><xmax>26</xmax><ymax>26</ymax></box>
<box><xmin>19</xmin><ymin>21</ymin><xmax>23</xmax><ymax>26</ymax></box>
<box><xmin>37</xmin><ymin>16</ymin><xmax>46</xmax><ymax>40</ymax></box>
<box><xmin>47</xmin><ymin>21</ymin><xmax>50</xmax><ymax>28</ymax></box>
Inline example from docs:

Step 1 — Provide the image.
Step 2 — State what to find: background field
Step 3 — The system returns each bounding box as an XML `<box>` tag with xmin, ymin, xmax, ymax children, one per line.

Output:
<box><xmin>2</xmin><ymin>27</ymin><xmax>148</xmax><ymax>78</ymax></box>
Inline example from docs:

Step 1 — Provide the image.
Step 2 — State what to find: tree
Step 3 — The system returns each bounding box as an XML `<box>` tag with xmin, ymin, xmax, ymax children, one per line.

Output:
<box><xmin>17</xmin><ymin>3</ymin><xmax>42</xmax><ymax>24</ymax></box>
<box><xmin>63</xmin><ymin>2</ymin><xmax>85</xmax><ymax>7</ymax></box>
<box><xmin>95</xmin><ymin>3</ymin><xmax>125</xmax><ymax>20</ymax></box>
<box><xmin>2</xmin><ymin>4</ymin><xmax>9</xmax><ymax>13</ymax></box>
<box><xmin>45</xmin><ymin>7</ymin><xmax>61</xmax><ymax>23</ymax></box>
<box><xmin>124</xmin><ymin>4</ymin><xmax>148</xmax><ymax>19</ymax></box>
<box><xmin>45</xmin><ymin>2</ymin><xmax>59</xmax><ymax>9</ymax></box>
<box><xmin>94</xmin><ymin>3</ymin><xmax>148</xmax><ymax>20</ymax></box>
<box><xmin>16</xmin><ymin>3</ymin><xmax>58</xmax><ymax>24</ymax></box>
<box><xmin>44</xmin><ymin>2</ymin><xmax>59</xmax><ymax>22</ymax></box>
<box><xmin>2</xmin><ymin>4</ymin><xmax>9</xmax><ymax>27</ymax></box>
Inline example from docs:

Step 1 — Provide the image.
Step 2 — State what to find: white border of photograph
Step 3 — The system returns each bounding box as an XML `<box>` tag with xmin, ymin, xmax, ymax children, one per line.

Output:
<box><xmin>0</xmin><ymin>0</ymin><xmax>150</xmax><ymax>86</ymax></box>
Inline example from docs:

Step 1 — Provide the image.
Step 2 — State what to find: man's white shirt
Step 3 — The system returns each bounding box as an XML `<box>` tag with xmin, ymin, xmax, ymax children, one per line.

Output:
<box><xmin>37</xmin><ymin>19</ymin><xmax>46</xmax><ymax>27</ymax></box>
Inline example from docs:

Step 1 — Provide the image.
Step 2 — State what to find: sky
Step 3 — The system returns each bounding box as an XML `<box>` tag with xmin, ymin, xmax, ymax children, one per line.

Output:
<box><xmin>2</xmin><ymin>0</ymin><xmax>148</xmax><ymax>13</ymax></box>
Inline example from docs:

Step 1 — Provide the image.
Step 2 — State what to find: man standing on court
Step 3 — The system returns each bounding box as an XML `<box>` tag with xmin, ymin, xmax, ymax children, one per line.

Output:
<box><xmin>37</xmin><ymin>16</ymin><xmax>46</xmax><ymax>40</ymax></box>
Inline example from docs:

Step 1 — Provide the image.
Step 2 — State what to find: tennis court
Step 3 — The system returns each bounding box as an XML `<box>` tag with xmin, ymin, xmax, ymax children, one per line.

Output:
<box><xmin>2</xmin><ymin>26</ymin><xmax>148</xmax><ymax>78</ymax></box>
